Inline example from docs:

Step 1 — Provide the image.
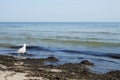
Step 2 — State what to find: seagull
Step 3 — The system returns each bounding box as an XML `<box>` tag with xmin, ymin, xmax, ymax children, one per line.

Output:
<box><xmin>17</xmin><ymin>44</ymin><xmax>26</xmax><ymax>54</ymax></box>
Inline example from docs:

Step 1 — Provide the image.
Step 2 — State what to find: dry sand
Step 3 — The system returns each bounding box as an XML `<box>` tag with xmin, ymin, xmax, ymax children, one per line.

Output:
<box><xmin>0</xmin><ymin>71</ymin><xmax>26</xmax><ymax>80</ymax></box>
<box><xmin>0</xmin><ymin>70</ymin><xmax>49</xmax><ymax>80</ymax></box>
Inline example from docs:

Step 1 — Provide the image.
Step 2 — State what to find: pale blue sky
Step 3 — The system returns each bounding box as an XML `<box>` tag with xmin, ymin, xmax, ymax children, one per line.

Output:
<box><xmin>0</xmin><ymin>0</ymin><xmax>120</xmax><ymax>22</ymax></box>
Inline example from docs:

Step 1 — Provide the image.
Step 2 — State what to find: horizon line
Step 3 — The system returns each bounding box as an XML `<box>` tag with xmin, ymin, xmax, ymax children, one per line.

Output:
<box><xmin>0</xmin><ymin>21</ymin><xmax>120</xmax><ymax>23</ymax></box>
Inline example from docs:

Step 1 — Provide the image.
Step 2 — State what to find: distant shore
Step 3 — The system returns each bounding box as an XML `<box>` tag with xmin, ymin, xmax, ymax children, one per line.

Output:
<box><xmin>0</xmin><ymin>54</ymin><xmax>120</xmax><ymax>80</ymax></box>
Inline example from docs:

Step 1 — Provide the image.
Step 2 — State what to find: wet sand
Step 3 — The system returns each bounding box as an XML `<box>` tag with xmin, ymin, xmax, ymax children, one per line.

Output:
<box><xmin>0</xmin><ymin>54</ymin><xmax>120</xmax><ymax>80</ymax></box>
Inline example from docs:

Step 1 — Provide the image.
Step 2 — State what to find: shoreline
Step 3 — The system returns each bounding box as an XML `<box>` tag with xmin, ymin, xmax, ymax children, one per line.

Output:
<box><xmin>0</xmin><ymin>54</ymin><xmax>120</xmax><ymax>80</ymax></box>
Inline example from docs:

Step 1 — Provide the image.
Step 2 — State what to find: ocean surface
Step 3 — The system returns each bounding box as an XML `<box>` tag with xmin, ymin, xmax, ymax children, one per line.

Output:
<box><xmin>0</xmin><ymin>22</ymin><xmax>120</xmax><ymax>73</ymax></box>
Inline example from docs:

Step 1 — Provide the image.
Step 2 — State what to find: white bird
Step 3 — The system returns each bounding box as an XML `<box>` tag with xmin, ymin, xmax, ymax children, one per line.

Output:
<box><xmin>17</xmin><ymin>44</ymin><xmax>26</xmax><ymax>54</ymax></box>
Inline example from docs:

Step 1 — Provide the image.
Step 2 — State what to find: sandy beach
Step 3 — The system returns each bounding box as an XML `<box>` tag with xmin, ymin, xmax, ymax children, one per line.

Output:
<box><xmin>0</xmin><ymin>54</ymin><xmax>119</xmax><ymax>80</ymax></box>
<box><xmin>0</xmin><ymin>70</ymin><xmax>49</xmax><ymax>80</ymax></box>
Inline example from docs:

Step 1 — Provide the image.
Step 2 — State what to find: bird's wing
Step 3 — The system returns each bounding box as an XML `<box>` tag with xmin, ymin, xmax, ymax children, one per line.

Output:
<box><xmin>17</xmin><ymin>48</ymin><xmax>23</xmax><ymax>53</ymax></box>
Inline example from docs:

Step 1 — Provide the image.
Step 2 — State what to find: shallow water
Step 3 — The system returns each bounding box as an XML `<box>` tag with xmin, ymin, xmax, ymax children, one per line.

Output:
<box><xmin>0</xmin><ymin>22</ymin><xmax>120</xmax><ymax>73</ymax></box>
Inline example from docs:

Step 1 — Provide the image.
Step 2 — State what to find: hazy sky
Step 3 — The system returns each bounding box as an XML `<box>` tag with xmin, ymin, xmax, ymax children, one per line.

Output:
<box><xmin>0</xmin><ymin>0</ymin><xmax>120</xmax><ymax>22</ymax></box>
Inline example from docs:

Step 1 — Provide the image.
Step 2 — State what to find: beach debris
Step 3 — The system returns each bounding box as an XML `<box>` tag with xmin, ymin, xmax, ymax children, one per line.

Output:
<box><xmin>81</xmin><ymin>60</ymin><xmax>94</xmax><ymax>66</ymax></box>
<box><xmin>46</xmin><ymin>56</ymin><xmax>59</xmax><ymax>62</ymax></box>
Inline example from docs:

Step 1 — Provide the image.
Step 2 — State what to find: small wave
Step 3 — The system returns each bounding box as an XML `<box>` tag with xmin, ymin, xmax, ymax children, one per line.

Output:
<box><xmin>0</xmin><ymin>36</ymin><xmax>120</xmax><ymax>48</ymax></box>
<box><xmin>0</xmin><ymin>43</ymin><xmax>14</xmax><ymax>48</ymax></box>
<box><xmin>0</xmin><ymin>43</ymin><xmax>51</xmax><ymax>52</ymax></box>
<box><xmin>87</xmin><ymin>58</ymin><xmax>119</xmax><ymax>64</ymax></box>
<box><xmin>58</xmin><ymin>49</ymin><xmax>120</xmax><ymax>59</ymax></box>
<box><xmin>105</xmin><ymin>53</ymin><xmax>120</xmax><ymax>59</ymax></box>
<box><xmin>58</xmin><ymin>50</ymin><xmax>100</xmax><ymax>55</ymax></box>
<box><xmin>10</xmin><ymin>45</ymin><xmax>51</xmax><ymax>52</ymax></box>
<box><xmin>66</xmin><ymin>31</ymin><xmax>120</xmax><ymax>35</ymax></box>
<box><xmin>39</xmin><ymin>38</ymin><xmax>120</xmax><ymax>47</ymax></box>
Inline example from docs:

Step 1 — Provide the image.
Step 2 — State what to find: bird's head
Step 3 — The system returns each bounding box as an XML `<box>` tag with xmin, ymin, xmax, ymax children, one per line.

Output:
<box><xmin>23</xmin><ymin>44</ymin><xmax>26</xmax><ymax>47</ymax></box>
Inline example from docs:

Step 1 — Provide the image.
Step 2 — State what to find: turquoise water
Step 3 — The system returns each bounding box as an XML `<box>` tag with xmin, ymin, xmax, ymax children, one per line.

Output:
<box><xmin>0</xmin><ymin>22</ymin><xmax>120</xmax><ymax>73</ymax></box>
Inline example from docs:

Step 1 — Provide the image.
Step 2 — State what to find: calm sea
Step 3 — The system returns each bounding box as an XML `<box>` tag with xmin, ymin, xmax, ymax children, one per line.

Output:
<box><xmin>0</xmin><ymin>22</ymin><xmax>120</xmax><ymax>73</ymax></box>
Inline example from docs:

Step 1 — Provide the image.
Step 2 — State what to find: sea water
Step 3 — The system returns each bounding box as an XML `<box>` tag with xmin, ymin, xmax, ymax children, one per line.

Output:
<box><xmin>0</xmin><ymin>22</ymin><xmax>120</xmax><ymax>73</ymax></box>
